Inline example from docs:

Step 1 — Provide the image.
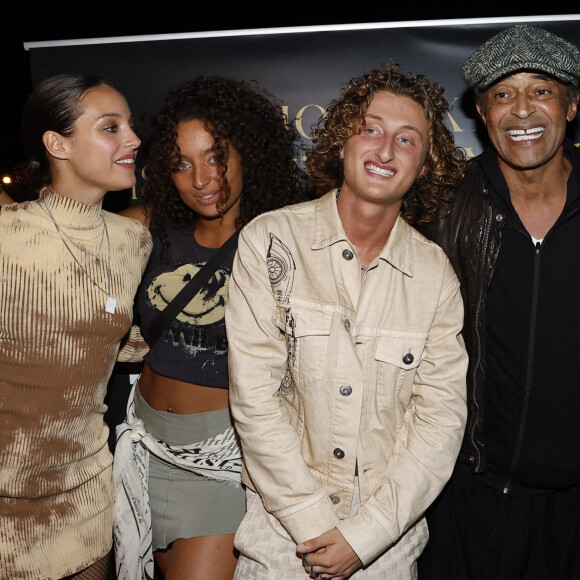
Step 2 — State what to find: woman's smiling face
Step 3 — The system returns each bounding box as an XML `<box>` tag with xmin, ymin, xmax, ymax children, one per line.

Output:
<box><xmin>171</xmin><ymin>119</ymin><xmax>243</xmax><ymax>221</ymax></box>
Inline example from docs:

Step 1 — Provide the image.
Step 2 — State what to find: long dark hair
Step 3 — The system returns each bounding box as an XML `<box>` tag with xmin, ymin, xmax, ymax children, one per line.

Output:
<box><xmin>20</xmin><ymin>73</ymin><xmax>115</xmax><ymax>191</ymax></box>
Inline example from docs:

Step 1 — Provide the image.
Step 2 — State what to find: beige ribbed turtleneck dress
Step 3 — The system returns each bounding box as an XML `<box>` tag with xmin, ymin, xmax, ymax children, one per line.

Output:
<box><xmin>0</xmin><ymin>190</ymin><xmax>152</xmax><ymax>579</ymax></box>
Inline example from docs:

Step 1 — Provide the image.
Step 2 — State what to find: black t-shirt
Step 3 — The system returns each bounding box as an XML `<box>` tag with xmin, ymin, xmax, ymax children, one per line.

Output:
<box><xmin>135</xmin><ymin>220</ymin><xmax>236</xmax><ymax>389</ymax></box>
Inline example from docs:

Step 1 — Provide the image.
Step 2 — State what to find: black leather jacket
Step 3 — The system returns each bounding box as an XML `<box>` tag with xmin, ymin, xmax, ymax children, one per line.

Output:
<box><xmin>421</xmin><ymin>156</ymin><xmax>505</xmax><ymax>473</ymax></box>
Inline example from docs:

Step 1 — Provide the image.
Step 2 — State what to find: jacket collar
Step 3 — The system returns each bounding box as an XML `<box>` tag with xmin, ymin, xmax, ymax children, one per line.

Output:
<box><xmin>312</xmin><ymin>189</ymin><xmax>414</xmax><ymax>277</ymax></box>
<box><xmin>479</xmin><ymin>137</ymin><xmax>580</xmax><ymax>209</ymax></box>
<box><xmin>564</xmin><ymin>138</ymin><xmax>580</xmax><ymax>206</ymax></box>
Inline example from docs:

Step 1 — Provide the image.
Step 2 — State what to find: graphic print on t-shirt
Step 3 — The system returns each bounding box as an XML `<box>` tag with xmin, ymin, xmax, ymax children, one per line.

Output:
<box><xmin>146</xmin><ymin>262</ymin><xmax>230</xmax><ymax>356</ymax></box>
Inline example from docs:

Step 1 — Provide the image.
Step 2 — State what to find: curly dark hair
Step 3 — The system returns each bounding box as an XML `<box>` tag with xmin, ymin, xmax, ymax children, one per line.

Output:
<box><xmin>140</xmin><ymin>76</ymin><xmax>305</xmax><ymax>260</ymax></box>
<box><xmin>305</xmin><ymin>63</ymin><xmax>466</xmax><ymax>225</ymax></box>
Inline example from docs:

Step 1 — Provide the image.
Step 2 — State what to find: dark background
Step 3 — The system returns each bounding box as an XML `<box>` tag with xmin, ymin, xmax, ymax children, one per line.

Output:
<box><xmin>2</xmin><ymin>6</ymin><xmax>577</xmax><ymax>200</ymax></box>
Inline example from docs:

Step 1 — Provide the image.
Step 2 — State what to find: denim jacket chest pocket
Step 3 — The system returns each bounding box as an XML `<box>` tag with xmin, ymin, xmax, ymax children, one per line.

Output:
<box><xmin>375</xmin><ymin>334</ymin><xmax>427</xmax><ymax>409</ymax></box>
<box><xmin>275</xmin><ymin>303</ymin><xmax>334</xmax><ymax>387</ymax></box>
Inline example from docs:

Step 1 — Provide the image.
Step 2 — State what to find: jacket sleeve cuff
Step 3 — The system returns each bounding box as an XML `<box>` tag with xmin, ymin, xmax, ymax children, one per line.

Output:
<box><xmin>117</xmin><ymin>325</ymin><xmax>149</xmax><ymax>363</ymax></box>
<box><xmin>275</xmin><ymin>490</ymin><xmax>341</xmax><ymax>544</ymax></box>
<box><xmin>335</xmin><ymin>505</ymin><xmax>398</xmax><ymax>566</ymax></box>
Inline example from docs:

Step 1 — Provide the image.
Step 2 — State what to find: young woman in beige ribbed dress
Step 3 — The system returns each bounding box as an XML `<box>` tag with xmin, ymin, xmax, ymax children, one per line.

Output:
<box><xmin>0</xmin><ymin>73</ymin><xmax>152</xmax><ymax>580</ymax></box>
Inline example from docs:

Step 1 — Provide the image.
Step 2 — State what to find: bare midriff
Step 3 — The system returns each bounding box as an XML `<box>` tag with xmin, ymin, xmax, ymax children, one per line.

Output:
<box><xmin>138</xmin><ymin>362</ymin><xmax>229</xmax><ymax>414</ymax></box>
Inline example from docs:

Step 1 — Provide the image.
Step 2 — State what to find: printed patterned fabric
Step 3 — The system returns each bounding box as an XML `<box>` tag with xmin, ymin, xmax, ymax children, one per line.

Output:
<box><xmin>462</xmin><ymin>24</ymin><xmax>580</xmax><ymax>90</ymax></box>
<box><xmin>113</xmin><ymin>383</ymin><xmax>242</xmax><ymax>580</ymax></box>
<box><xmin>233</xmin><ymin>487</ymin><xmax>428</xmax><ymax>579</ymax></box>
<box><xmin>0</xmin><ymin>191</ymin><xmax>152</xmax><ymax>579</ymax></box>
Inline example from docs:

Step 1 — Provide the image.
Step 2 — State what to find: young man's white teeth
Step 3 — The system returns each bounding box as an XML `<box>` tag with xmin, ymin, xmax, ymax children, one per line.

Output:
<box><xmin>366</xmin><ymin>163</ymin><xmax>395</xmax><ymax>177</ymax></box>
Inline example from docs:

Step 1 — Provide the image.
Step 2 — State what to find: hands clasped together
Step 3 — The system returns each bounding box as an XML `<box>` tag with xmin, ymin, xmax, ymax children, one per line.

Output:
<box><xmin>297</xmin><ymin>527</ymin><xmax>363</xmax><ymax>580</ymax></box>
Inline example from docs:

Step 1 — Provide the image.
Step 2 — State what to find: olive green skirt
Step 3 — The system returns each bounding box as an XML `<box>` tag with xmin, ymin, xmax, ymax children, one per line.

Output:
<box><xmin>134</xmin><ymin>387</ymin><xmax>246</xmax><ymax>550</ymax></box>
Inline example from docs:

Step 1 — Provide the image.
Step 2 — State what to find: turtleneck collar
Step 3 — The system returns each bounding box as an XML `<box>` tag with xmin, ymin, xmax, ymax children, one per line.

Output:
<box><xmin>38</xmin><ymin>187</ymin><xmax>104</xmax><ymax>232</ymax></box>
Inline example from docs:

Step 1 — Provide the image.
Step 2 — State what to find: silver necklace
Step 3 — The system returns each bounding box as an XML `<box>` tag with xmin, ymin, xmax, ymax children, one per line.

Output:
<box><xmin>60</xmin><ymin>217</ymin><xmax>106</xmax><ymax>263</ymax></box>
<box><xmin>42</xmin><ymin>198</ymin><xmax>117</xmax><ymax>314</ymax></box>
<box><xmin>41</xmin><ymin>188</ymin><xmax>107</xmax><ymax>263</ymax></box>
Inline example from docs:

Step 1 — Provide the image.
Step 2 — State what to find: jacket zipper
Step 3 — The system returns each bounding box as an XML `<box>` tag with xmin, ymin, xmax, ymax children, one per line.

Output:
<box><xmin>503</xmin><ymin>240</ymin><xmax>541</xmax><ymax>494</ymax></box>
<box><xmin>470</xmin><ymin>203</ymin><xmax>494</xmax><ymax>469</ymax></box>
<box><xmin>500</xmin><ymin>199</ymin><xmax>580</xmax><ymax>491</ymax></box>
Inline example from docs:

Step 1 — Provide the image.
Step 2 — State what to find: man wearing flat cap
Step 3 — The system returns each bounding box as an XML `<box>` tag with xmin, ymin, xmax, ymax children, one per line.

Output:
<box><xmin>418</xmin><ymin>24</ymin><xmax>580</xmax><ymax>579</ymax></box>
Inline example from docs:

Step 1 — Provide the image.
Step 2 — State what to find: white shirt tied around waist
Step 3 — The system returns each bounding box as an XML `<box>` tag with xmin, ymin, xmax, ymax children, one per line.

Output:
<box><xmin>113</xmin><ymin>381</ymin><xmax>242</xmax><ymax>580</ymax></box>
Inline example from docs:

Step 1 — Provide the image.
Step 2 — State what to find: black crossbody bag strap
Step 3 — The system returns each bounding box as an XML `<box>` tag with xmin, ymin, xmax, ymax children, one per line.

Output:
<box><xmin>147</xmin><ymin>231</ymin><xmax>239</xmax><ymax>347</ymax></box>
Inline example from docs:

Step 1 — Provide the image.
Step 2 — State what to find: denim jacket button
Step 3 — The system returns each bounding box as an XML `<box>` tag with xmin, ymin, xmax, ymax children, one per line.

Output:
<box><xmin>342</xmin><ymin>249</ymin><xmax>354</xmax><ymax>260</ymax></box>
<box><xmin>402</xmin><ymin>353</ymin><xmax>414</xmax><ymax>365</ymax></box>
<box><xmin>329</xmin><ymin>494</ymin><xmax>341</xmax><ymax>504</ymax></box>
<box><xmin>339</xmin><ymin>384</ymin><xmax>352</xmax><ymax>396</ymax></box>
<box><xmin>333</xmin><ymin>448</ymin><xmax>345</xmax><ymax>459</ymax></box>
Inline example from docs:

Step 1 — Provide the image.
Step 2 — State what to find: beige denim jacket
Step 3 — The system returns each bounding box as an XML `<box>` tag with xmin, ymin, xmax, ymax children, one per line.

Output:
<box><xmin>226</xmin><ymin>190</ymin><xmax>467</xmax><ymax>565</ymax></box>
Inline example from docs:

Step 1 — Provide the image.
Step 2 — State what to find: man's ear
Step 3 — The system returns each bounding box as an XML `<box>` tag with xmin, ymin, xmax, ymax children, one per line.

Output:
<box><xmin>42</xmin><ymin>131</ymin><xmax>69</xmax><ymax>160</ymax></box>
<box><xmin>476</xmin><ymin>104</ymin><xmax>488</xmax><ymax>128</ymax></box>
<box><xmin>567</xmin><ymin>99</ymin><xmax>578</xmax><ymax>123</ymax></box>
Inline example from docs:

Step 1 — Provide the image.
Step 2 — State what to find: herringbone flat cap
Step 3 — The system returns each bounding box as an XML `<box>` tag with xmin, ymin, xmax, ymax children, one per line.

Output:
<box><xmin>462</xmin><ymin>24</ymin><xmax>580</xmax><ymax>90</ymax></box>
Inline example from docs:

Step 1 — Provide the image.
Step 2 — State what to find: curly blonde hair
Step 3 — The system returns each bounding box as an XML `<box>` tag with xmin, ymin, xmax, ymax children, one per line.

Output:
<box><xmin>305</xmin><ymin>63</ymin><xmax>466</xmax><ymax>225</ymax></box>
